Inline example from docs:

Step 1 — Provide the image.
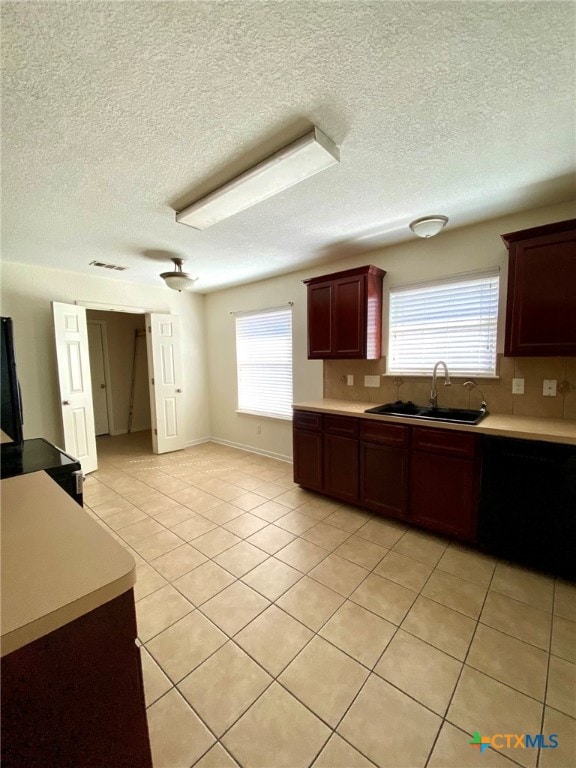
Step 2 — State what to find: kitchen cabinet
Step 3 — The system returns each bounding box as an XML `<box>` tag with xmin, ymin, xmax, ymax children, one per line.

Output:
<box><xmin>502</xmin><ymin>218</ymin><xmax>576</xmax><ymax>356</ymax></box>
<box><xmin>293</xmin><ymin>411</ymin><xmax>479</xmax><ymax>542</ymax></box>
<box><xmin>323</xmin><ymin>415</ymin><xmax>359</xmax><ymax>503</ymax></box>
<box><xmin>0</xmin><ymin>471</ymin><xmax>151</xmax><ymax>767</ymax></box>
<box><xmin>304</xmin><ymin>265</ymin><xmax>386</xmax><ymax>359</ymax></box>
<box><xmin>2</xmin><ymin>590</ymin><xmax>152</xmax><ymax>768</ymax></box>
<box><xmin>359</xmin><ymin>420</ymin><xmax>409</xmax><ymax>519</ymax></box>
<box><xmin>410</xmin><ymin>427</ymin><xmax>480</xmax><ymax>542</ymax></box>
<box><xmin>293</xmin><ymin>410</ymin><xmax>323</xmax><ymax>491</ymax></box>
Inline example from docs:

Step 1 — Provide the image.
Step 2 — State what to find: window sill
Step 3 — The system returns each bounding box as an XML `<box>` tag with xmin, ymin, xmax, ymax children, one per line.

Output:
<box><xmin>236</xmin><ymin>410</ymin><xmax>292</xmax><ymax>422</ymax></box>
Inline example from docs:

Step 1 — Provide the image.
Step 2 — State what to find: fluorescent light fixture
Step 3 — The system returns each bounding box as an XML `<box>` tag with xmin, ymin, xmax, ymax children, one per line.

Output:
<box><xmin>176</xmin><ymin>127</ymin><xmax>340</xmax><ymax>230</ymax></box>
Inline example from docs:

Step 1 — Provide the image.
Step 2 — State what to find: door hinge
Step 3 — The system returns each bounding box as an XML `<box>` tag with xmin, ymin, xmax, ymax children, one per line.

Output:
<box><xmin>154</xmin><ymin>428</ymin><xmax>158</xmax><ymax>435</ymax></box>
<box><xmin>151</xmin><ymin>377</ymin><xmax>154</xmax><ymax>385</ymax></box>
<box><xmin>148</xmin><ymin>325</ymin><xmax>151</xmax><ymax>333</ymax></box>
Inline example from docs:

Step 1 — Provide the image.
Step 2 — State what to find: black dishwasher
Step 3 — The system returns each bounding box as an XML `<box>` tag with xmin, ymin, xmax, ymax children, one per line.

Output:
<box><xmin>478</xmin><ymin>436</ymin><xmax>576</xmax><ymax>581</ymax></box>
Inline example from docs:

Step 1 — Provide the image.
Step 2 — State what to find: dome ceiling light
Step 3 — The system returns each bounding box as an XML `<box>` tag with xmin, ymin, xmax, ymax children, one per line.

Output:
<box><xmin>160</xmin><ymin>258</ymin><xmax>198</xmax><ymax>291</ymax></box>
<box><xmin>409</xmin><ymin>215</ymin><xmax>449</xmax><ymax>238</ymax></box>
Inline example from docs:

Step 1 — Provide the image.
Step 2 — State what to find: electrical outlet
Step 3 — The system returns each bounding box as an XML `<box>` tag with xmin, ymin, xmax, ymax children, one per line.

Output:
<box><xmin>543</xmin><ymin>379</ymin><xmax>557</xmax><ymax>397</ymax></box>
<box><xmin>364</xmin><ymin>375</ymin><xmax>380</xmax><ymax>388</ymax></box>
<box><xmin>347</xmin><ymin>375</ymin><xmax>354</xmax><ymax>386</ymax></box>
<box><xmin>512</xmin><ymin>378</ymin><xmax>525</xmax><ymax>394</ymax></box>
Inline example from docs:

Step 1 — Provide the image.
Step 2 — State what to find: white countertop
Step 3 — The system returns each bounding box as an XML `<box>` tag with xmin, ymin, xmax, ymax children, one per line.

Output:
<box><xmin>293</xmin><ymin>399</ymin><xmax>576</xmax><ymax>445</ymax></box>
<box><xmin>1</xmin><ymin>471</ymin><xmax>136</xmax><ymax>656</ymax></box>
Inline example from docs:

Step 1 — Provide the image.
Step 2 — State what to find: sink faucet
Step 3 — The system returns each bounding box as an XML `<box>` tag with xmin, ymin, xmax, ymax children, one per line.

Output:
<box><xmin>430</xmin><ymin>361</ymin><xmax>451</xmax><ymax>408</ymax></box>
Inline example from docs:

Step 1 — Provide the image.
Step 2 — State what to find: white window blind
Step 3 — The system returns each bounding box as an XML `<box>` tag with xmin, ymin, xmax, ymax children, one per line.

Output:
<box><xmin>235</xmin><ymin>306</ymin><xmax>293</xmax><ymax>419</ymax></box>
<box><xmin>388</xmin><ymin>271</ymin><xmax>500</xmax><ymax>376</ymax></box>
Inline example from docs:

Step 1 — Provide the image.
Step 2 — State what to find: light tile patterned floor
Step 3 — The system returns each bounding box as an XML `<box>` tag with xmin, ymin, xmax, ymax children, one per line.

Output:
<box><xmin>84</xmin><ymin>432</ymin><xmax>576</xmax><ymax>768</ymax></box>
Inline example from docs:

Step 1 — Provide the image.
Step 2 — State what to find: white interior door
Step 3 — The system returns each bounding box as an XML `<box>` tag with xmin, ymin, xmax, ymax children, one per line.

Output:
<box><xmin>87</xmin><ymin>322</ymin><xmax>110</xmax><ymax>436</ymax></box>
<box><xmin>52</xmin><ymin>302</ymin><xmax>98</xmax><ymax>473</ymax></box>
<box><xmin>146</xmin><ymin>313</ymin><xmax>185</xmax><ymax>454</ymax></box>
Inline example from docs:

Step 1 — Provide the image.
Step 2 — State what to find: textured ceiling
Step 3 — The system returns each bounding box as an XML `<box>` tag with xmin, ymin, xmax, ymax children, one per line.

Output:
<box><xmin>1</xmin><ymin>1</ymin><xmax>575</xmax><ymax>292</ymax></box>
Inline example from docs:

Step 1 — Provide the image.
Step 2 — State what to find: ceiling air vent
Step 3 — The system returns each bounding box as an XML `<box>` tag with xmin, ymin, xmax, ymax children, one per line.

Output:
<box><xmin>89</xmin><ymin>260</ymin><xmax>128</xmax><ymax>271</ymax></box>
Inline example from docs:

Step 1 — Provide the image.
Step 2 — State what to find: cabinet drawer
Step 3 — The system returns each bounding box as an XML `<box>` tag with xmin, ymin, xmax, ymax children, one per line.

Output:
<box><xmin>293</xmin><ymin>411</ymin><xmax>322</xmax><ymax>431</ymax></box>
<box><xmin>324</xmin><ymin>415</ymin><xmax>359</xmax><ymax>437</ymax></box>
<box><xmin>413</xmin><ymin>427</ymin><xmax>476</xmax><ymax>458</ymax></box>
<box><xmin>359</xmin><ymin>420</ymin><xmax>410</xmax><ymax>447</ymax></box>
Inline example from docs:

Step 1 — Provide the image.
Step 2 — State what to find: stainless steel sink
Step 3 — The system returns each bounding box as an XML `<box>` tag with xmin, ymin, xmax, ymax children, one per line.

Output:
<box><xmin>364</xmin><ymin>401</ymin><xmax>487</xmax><ymax>425</ymax></box>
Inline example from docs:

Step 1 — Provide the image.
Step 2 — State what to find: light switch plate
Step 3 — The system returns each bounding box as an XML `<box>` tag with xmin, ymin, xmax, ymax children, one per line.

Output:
<box><xmin>543</xmin><ymin>379</ymin><xmax>557</xmax><ymax>396</ymax></box>
<box><xmin>364</xmin><ymin>375</ymin><xmax>380</xmax><ymax>388</ymax></box>
<box><xmin>347</xmin><ymin>375</ymin><xmax>354</xmax><ymax>386</ymax></box>
<box><xmin>512</xmin><ymin>378</ymin><xmax>525</xmax><ymax>394</ymax></box>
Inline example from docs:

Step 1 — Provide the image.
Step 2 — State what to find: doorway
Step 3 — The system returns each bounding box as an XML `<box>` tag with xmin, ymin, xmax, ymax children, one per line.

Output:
<box><xmin>86</xmin><ymin>310</ymin><xmax>152</xmax><ymax>443</ymax></box>
<box><xmin>53</xmin><ymin>302</ymin><xmax>186</xmax><ymax>473</ymax></box>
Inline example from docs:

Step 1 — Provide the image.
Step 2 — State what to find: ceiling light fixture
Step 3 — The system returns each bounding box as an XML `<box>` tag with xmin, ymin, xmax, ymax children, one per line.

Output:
<box><xmin>176</xmin><ymin>127</ymin><xmax>340</xmax><ymax>230</ymax></box>
<box><xmin>160</xmin><ymin>258</ymin><xmax>197</xmax><ymax>291</ymax></box>
<box><xmin>409</xmin><ymin>215</ymin><xmax>449</xmax><ymax>238</ymax></box>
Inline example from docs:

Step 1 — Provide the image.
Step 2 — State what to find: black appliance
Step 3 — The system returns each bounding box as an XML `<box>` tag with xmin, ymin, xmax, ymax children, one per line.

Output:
<box><xmin>1</xmin><ymin>438</ymin><xmax>84</xmax><ymax>507</ymax></box>
<box><xmin>478</xmin><ymin>436</ymin><xmax>576</xmax><ymax>580</ymax></box>
<box><xmin>1</xmin><ymin>317</ymin><xmax>24</xmax><ymax>443</ymax></box>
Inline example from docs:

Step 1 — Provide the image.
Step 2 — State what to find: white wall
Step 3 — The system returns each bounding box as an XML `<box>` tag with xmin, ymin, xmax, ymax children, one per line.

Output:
<box><xmin>0</xmin><ymin>263</ymin><xmax>209</xmax><ymax>447</ymax></box>
<box><xmin>204</xmin><ymin>200</ymin><xmax>575</xmax><ymax>460</ymax></box>
<box><xmin>87</xmin><ymin>310</ymin><xmax>150</xmax><ymax>434</ymax></box>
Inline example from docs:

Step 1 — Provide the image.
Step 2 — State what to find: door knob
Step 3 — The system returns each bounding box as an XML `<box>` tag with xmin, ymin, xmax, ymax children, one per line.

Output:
<box><xmin>176</xmin><ymin>388</ymin><xmax>182</xmax><ymax>393</ymax></box>
<box><xmin>62</xmin><ymin>400</ymin><xmax>70</xmax><ymax>405</ymax></box>
<box><xmin>100</xmin><ymin>384</ymin><xmax>106</xmax><ymax>389</ymax></box>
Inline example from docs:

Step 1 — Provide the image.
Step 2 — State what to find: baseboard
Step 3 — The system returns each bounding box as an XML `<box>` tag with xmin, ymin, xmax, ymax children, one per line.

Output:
<box><xmin>185</xmin><ymin>437</ymin><xmax>211</xmax><ymax>448</ymax></box>
<box><xmin>209</xmin><ymin>437</ymin><xmax>292</xmax><ymax>464</ymax></box>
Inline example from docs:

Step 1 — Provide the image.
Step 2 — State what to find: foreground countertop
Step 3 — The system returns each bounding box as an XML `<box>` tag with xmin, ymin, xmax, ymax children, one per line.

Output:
<box><xmin>1</xmin><ymin>471</ymin><xmax>136</xmax><ymax>657</ymax></box>
<box><xmin>294</xmin><ymin>399</ymin><xmax>576</xmax><ymax>445</ymax></box>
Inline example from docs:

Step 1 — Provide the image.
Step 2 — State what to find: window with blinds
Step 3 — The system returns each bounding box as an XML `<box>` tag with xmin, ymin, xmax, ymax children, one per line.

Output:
<box><xmin>388</xmin><ymin>270</ymin><xmax>500</xmax><ymax>376</ymax></box>
<box><xmin>235</xmin><ymin>306</ymin><xmax>293</xmax><ymax>419</ymax></box>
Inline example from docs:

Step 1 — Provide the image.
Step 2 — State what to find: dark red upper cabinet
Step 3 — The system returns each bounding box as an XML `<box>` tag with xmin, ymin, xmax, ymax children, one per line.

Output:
<box><xmin>304</xmin><ymin>265</ymin><xmax>386</xmax><ymax>359</ymax></box>
<box><xmin>502</xmin><ymin>219</ymin><xmax>576</xmax><ymax>356</ymax></box>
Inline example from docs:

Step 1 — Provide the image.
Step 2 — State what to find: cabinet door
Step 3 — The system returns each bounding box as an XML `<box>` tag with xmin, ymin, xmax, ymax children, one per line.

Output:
<box><xmin>505</xmin><ymin>228</ymin><xmax>576</xmax><ymax>356</ymax></box>
<box><xmin>333</xmin><ymin>274</ymin><xmax>366</xmax><ymax>357</ymax></box>
<box><xmin>293</xmin><ymin>428</ymin><xmax>323</xmax><ymax>491</ymax></box>
<box><xmin>307</xmin><ymin>281</ymin><xmax>333</xmax><ymax>358</ymax></box>
<box><xmin>359</xmin><ymin>442</ymin><xmax>408</xmax><ymax>519</ymax></box>
<box><xmin>324</xmin><ymin>434</ymin><xmax>358</xmax><ymax>503</ymax></box>
<box><xmin>410</xmin><ymin>451</ymin><xmax>477</xmax><ymax>541</ymax></box>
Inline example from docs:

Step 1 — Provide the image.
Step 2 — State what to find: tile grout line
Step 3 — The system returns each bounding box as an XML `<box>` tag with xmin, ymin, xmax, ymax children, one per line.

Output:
<box><xmin>96</xmin><ymin>438</ymin><xmax>572</xmax><ymax>768</ymax></box>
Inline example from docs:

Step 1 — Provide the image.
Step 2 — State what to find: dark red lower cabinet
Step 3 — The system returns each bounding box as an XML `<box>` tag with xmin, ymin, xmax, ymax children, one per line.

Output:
<box><xmin>409</xmin><ymin>426</ymin><xmax>479</xmax><ymax>541</ymax></box>
<box><xmin>359</xmin><ymin>441</ymin><xmax>408</xmax><ymax>520</ymax></box>
<box><xmin>292</xmin><ymin>411</ymin><xmax>480</xmax><ymax>543</ymax></box>
<box><xmin>1</xmin><ymin>589</ymin><xmax>152</xmax><ymax>768</ymax></box>
<box><xmin>324</xmin><ymin>434</ymin><xmax>359</xmax><ymax>503</ymax></box>
<box><xmin>293</xmin><ymin>428</ymin><xmax>323</xmax><ymax>491</ymax></box>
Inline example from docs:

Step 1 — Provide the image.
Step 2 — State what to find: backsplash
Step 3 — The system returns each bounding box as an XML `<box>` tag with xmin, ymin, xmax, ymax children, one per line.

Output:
<box><xmin>324</xmin><ymin>356</ymin><xmax>576</xmax><ymax>420</ymax></box>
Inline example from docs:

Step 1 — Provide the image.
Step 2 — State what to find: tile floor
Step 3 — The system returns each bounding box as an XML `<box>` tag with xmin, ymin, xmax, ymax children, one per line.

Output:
<box><xmin>84</xmin><ymin>432</ymin><xmax>576</xmax><ymax>768</ymax></box>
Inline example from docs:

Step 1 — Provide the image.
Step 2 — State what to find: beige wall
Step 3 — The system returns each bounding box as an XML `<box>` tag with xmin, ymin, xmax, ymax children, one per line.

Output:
<box><xmin>205</xmin><ymin>273</ymin><xmax>323</xmax><ymax>461</ymax></box>
<box><xmin>87</xmin><ymin>310</ymin><xmax>151</xmax><ymax>434</ymax></box>
<box><xmin>0</xmin><ymin>263</ymin><xmax>209</xmax><ymax>447</ymax></box>
<box><xmin>205</xmin><ymin>199</ymin><xmax>575</xmax><ymax>459</ymax></box>
<box><xmin>1</xmin><ymin>199</ymin><xmax>574</xmax><ymax>462</ymax></box>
